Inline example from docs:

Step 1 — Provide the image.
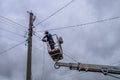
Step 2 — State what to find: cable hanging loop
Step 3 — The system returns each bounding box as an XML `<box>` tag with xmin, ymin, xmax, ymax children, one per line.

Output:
<box><xmin>54</xmin><ymin>62</ymin><xmax>60</xmax><ymax>69</ymax></box>
<box><xmin>77</xmin><ymin>63</ymin><xmax>82</xmax><ymax>71</ymax></box>
<box><xmin>84</xmin><ymin>65</ymin><xmax>89</xmax><ymax>72</ymax></box>
<box><xmin>101</xmin><ymin>67</ymin><xmax>109</xmax><ymax>75</ymax></box>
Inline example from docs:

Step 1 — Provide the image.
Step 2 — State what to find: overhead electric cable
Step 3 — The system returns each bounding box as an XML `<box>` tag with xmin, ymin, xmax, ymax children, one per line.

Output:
<box><xmin>109</xmin><ymin>61</ymin><xmax>120</xmax><ymax>66</ymax></box>
<box><xmin>37</xmin><ymin>16</ymin><xmax>120</xmax><ymax>32</ymax></box>
<box><xmin>0</xmin><ymin>40</ymin><xmax>26</xmax><ymax>55</ymax></box>
<box><xmin>0</xmin><ymin>27</ymin><xmax>24</xmax><ymax>37</ymax></box>
<box><xmin>34</xmin><ymin>33</ymin><xmax>42</xmax><ymax>40</ymax></box>
<box><xmin>34</xmin><ymin>32</ymin><xmax>43</xmax><ymax>39</ymax></box>
<box><xmin>41</xmin><ymin>42</ymin><xmax>46</xmax><ymax>80</ymax></box>
<box><xmin>0</xmin><ymin>18</ymin><xmax>17</xmax><ymax>26</ymax></box>
<box><xmin>60</xmin><ymin>71</ymin><xmax>87</xmax><ymax>80</ymax></box>
<box><xmin>35</xmin><ymin>0</ymin><xmax>74</xmax><ymax>26</ymax></box>
<box><xmin>0</xmin><ymin>18</ymin><xmax>26</xmax><ymax>31</ymax></box>
<box><xmin>63</xmin><ymin>50</ymin><xmax>78</xmax><ymax>62</ymax></box>
<box><xmin>0</xmin><ymin>16</ymin><xmax>27</xmax><ymax>28</ymax></box>
<box><xmin>107</xmin><ymin>74</ymin><xmax>120</xmax><ymax>79</ymax></box>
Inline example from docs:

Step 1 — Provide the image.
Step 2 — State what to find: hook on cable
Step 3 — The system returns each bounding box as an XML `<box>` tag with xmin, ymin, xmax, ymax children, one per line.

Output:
<box><xmin>54</xmin><ymin>62</ymin><xmax>60</xmax><ymax>69</ymax></box>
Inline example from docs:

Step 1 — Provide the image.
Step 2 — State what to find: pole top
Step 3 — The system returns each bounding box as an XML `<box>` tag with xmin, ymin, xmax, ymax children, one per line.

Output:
<box><xmin>27</xmin><ymin>11</ymin><xmax>33</xmax><ymax>15</ymax></box>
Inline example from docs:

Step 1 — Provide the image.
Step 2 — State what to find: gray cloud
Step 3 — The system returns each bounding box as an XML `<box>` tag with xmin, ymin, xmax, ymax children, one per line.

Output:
<box><xmin>0</xmin><ymin>0</ymin><xmax>120</xmax><ymax>80</ymax></box>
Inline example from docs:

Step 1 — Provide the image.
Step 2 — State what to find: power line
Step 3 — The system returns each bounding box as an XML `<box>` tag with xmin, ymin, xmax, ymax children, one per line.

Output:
<box><xmin>0</xmin><ymin>18</ymin><xmax>26</xmax><ymax>31</ymax></box>
<box><xmin>59</xmin><ymin>71</ymin><xmax>86</xmax><ymax>80</ymax></box>
<box><xmin>0</xmin><ymin>16</ymin><xmax>27</xmax><ymax>28</ymax></box>
<box><xmin>37</xmin><ymin>16</ymin><xmax>120</xmax><ymax>32</ymax></box>
<box><xmin>35</xmin><ymin>0</ymin><xmax>75</xmax><ymax>26</ymax></box>
<box><xmin>64</xmin><ymin>52</ymin><xmax>78</xmax><ymax>62</ymax></box>
<box><xmin>63</xmin><ymin>50</ymin><xmax>78</xmax><ymax>62</ymax></box>
<box><xmin>0</xmin><ymin>27</ymin><xmax>24</xmax><ymax>37</ymax></box>
<box><xmin>107</xmin><ymin>74</ymin><xmax>120</xmax><ymax>79</ymax></box>
<box><xmin>41</xmin><ymin>42</ymin><xmax>46</xmax><ymax>80</ymax></box>
<box><xmin>0</xmin><ymin>18</ymin><xmax>17</xmax><ymax>27</ymax></box>
<box><xmin>109</xmin><ymin>61</ymin><xmax>120</xmax><ymax>66</ymax></box>
<box><xmin>33</xmin><ymin>32</ymin><xmax>43</xmax><ymax>40</ymax></box>
<box><xmin>0</xmin><ymin>40</ymin><xmax>26</xmax><ymax>55</ymax></box>
<box><xmin>33</xmin><ymin>38</ymin><xmax>44</xmax><ymax>48</ymax></box>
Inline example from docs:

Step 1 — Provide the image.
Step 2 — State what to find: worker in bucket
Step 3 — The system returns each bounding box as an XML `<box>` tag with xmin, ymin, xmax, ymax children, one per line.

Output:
<box><xmin>42</xmin><ymin>30</ymin><xmax>55</xmax><ymax>50</ymax></box>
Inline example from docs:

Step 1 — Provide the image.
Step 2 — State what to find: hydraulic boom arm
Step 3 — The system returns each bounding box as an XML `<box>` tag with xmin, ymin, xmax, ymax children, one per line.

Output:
<box><xmin>55</xmin><ymin>62</ymin><xmax>120</xmax><ymax>75</ymax></box>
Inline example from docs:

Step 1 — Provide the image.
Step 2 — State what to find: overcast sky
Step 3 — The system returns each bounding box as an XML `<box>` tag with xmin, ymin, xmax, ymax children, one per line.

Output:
<box><xmin>0</xmin><ymin>0</ymin><xmax>120</xmax><ymax>80</ymax></box>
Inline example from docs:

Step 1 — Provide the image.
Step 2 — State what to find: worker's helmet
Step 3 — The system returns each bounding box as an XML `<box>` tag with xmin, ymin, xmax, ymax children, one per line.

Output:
<box><xmin>44</xmin><ymin>30</ymin><xmax>49</xmax><ymax>34</ymax></box>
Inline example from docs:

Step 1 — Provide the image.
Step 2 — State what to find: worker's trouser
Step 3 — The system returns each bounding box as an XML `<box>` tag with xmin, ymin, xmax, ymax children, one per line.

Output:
<box><xmin>49</xmin><ymin>44</ymin><xmax>55</xmax><ymax>50</ymax></box>
<box><xmin>49</xmin><ymin>39</ymin><xmax>55</xmax><ymax>50</ymax></box>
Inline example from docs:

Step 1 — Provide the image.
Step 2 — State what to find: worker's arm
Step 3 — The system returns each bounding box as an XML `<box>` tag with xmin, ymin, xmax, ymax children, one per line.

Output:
<box><xmin>42</xmin><ymin>35</ymin><xmax>47</xmax><ymax>42</ymax></box>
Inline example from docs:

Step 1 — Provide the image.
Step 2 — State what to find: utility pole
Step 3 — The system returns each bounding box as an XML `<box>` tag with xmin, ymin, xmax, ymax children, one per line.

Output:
<box><xmin>26</xmin><ymin>11</ymin><xmax>35</xmax><ymax>80</ymax></box>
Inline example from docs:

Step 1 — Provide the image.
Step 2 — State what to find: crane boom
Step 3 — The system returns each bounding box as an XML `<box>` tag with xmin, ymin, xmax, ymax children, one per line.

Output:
<box><xmin>55</xmin><ymin>62</ymin><xmax>120</xmax><ymax>75</ymax></box>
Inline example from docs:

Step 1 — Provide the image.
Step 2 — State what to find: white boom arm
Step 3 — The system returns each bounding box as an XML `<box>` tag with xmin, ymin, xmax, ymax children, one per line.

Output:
<box><xmin>55</xmin><ymin>62</ymin><xmax>120</xmax><ymax>75</ymax></box>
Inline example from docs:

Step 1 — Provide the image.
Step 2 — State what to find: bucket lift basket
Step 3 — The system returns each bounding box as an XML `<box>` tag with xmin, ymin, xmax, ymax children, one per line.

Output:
<box><xmin>45</xmin><ymin>34</ymin><xmax>63</xmax><ymax>62</ymax></box>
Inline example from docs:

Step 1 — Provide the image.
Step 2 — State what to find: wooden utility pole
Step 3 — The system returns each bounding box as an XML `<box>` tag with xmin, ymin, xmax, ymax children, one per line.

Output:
<box><xmin>26</xmin><ymin>12</ymin><xmax>35</xmax><ymax>80</ymax></box>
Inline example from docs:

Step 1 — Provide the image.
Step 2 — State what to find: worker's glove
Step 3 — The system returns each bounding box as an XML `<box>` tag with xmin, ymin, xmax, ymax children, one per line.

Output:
<box><xmin>42</xmin><ymin>38</ymin><xmax>47</xmax><ymax>42</ymax></box>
